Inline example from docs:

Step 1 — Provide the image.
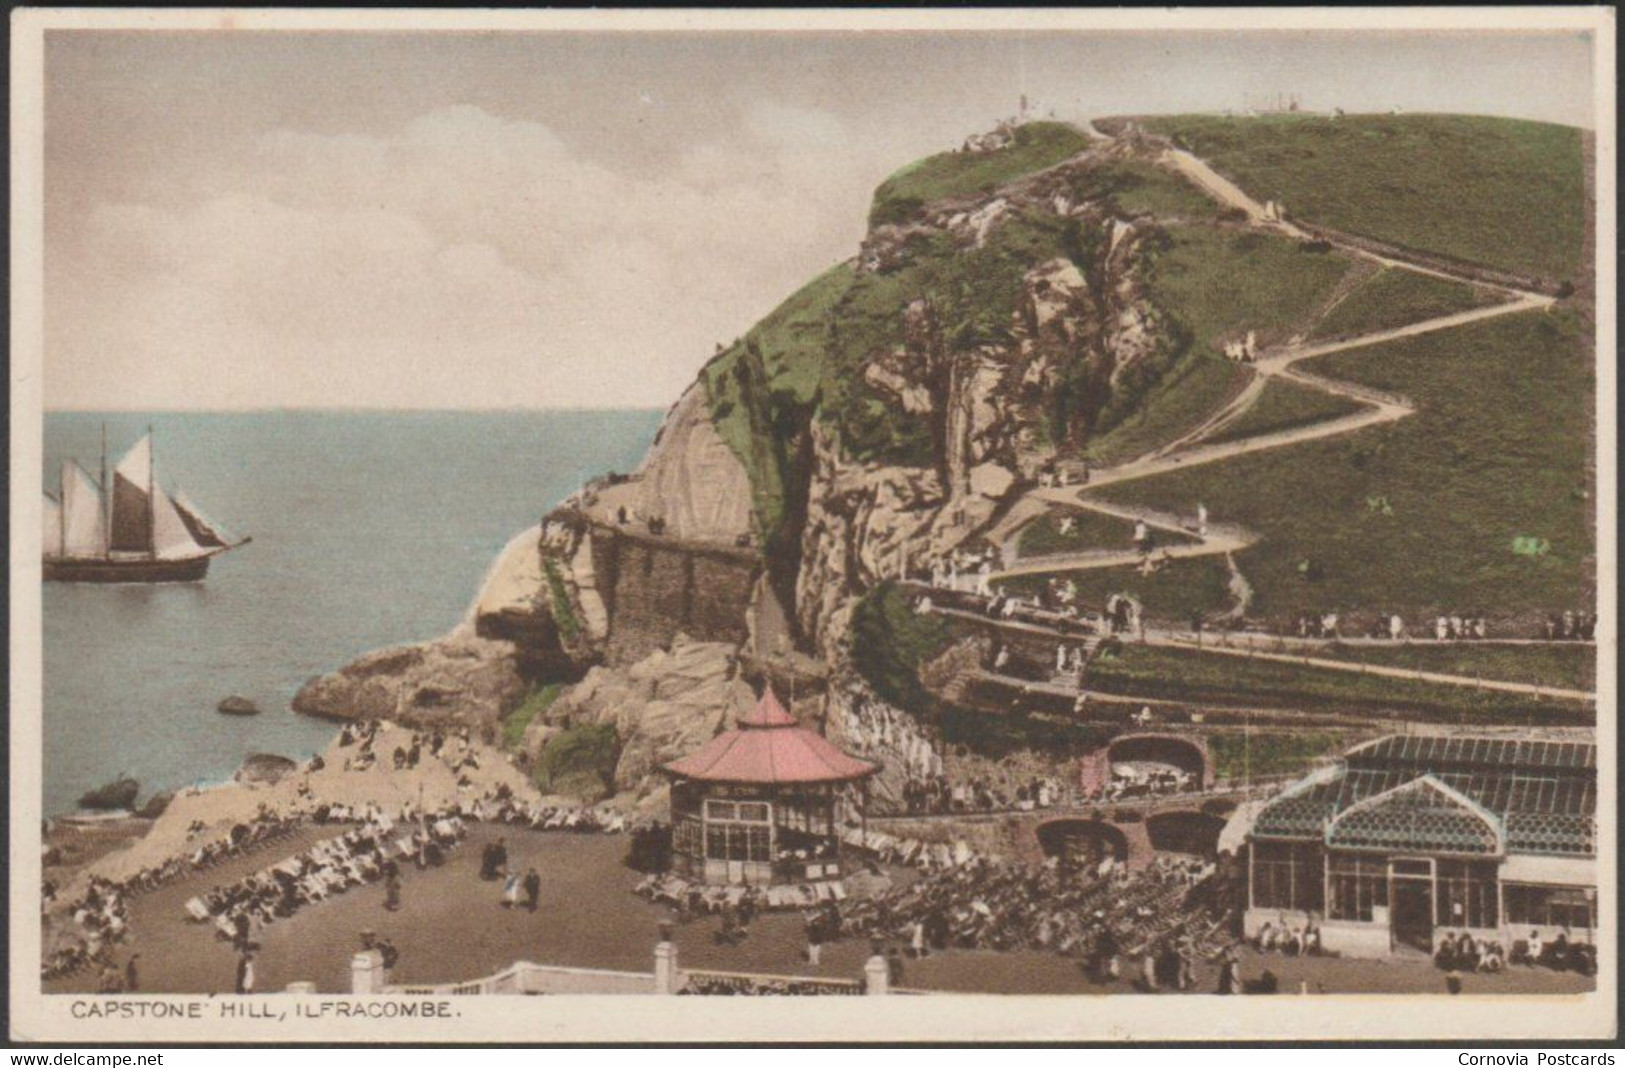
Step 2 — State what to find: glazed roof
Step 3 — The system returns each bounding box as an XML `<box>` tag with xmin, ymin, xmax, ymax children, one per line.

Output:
<box><xmin>1253</xmin><ymin>734</ymin><xmax>1596</xmax><ymax>857</ymax></box>
<box><xmin>661</xmin><ymin>689</ymin><xmax>880</xmax><ymax>785</ymax></box>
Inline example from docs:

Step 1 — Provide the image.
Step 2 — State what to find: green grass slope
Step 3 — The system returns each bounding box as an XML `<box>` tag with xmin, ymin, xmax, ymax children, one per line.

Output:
<box><xmin>1087</xmin><ymin>644</ymin><xmax>1587</xmax><ymax>721</ymax></box>
<box><xmin>1310</xmin><ymin>267</ymin><xmax>1498</xmax><ymax>341</ymax></box>
<box><xmin>1140</xmin><ymin>114</ymin><xmax>1586</xmax><ymax>282</ymax></box>
<box><xmin>1145</xmin><ymin>226</ymin><xmax>1357</xmax><ymax>355</ymax></box>
<box><xmin>1309</xmin><ymin>642</ymin><xmax>1596</xmax><ymax>692</ymax></box>
<box><xmin>869</xmin><ymin>121</ymin><xmax>1093</xmax><ymax>227</ymax></box>
<box><xmin>1098</xmin><ymin>309</ymin><xmax>1594</xmax><ymax>623</ymax></box>
<box><xmin>1203</xmin><ymin>377</ymin><xmax>1366</xmax><ymax>446</ymax></box>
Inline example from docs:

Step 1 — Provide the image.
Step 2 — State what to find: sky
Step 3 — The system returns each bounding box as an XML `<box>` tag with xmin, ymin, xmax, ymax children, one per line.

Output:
<box><xmin>43</xmin><ymin>28</ymin><xmax>1597</xmax><ymax>411</ymax></box>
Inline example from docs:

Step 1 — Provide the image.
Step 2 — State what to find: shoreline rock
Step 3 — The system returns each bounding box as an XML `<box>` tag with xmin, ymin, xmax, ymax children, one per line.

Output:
<box><xmin>217</xmin><ymin>695</ymin><xmax>260</xmax><ymax>716</ymax></box>
<box><xmin>235</xmin><ymin>753</ymin><xmax>298</xmax><ymax>786</ymax></box>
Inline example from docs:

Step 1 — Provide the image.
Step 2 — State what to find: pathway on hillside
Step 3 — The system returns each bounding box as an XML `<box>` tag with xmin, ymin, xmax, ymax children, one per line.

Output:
<box><xmin>939</xmin><ymin>123</ymin><xmax>1577</xmax><ymax>697</ymax></box>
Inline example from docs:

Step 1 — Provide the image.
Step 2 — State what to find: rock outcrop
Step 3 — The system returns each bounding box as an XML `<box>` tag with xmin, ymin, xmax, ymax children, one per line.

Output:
<box><xmin>525</xmin><ymin>636</ymin><xmax>755</xmax><ymax>799</ymax></box>
<box><xmin>291</xmin><ymin>635</ymin><xmax>528</xmax><ymax>732</ymax></box>
<box><xmin>235</xmin><ymin>753</ymin><xmax>298</xmax><ymax>786</ymax></box>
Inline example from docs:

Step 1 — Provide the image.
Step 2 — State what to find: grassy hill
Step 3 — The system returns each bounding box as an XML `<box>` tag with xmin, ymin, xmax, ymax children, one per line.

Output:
<box><xmin>1001</xmin><ymin>556</ymin><xmax>1236</xmax><ymax>622</ymax></box>
<box><xmin>1138</xmin><ymin>113</ymin><xmax>1587</xmax><ymax>283</ymax></box>
<box><xmin>868</xmin><ymin>121</ymin><xmax>1092</xmax><ymax>227</ymax></box>
<box><xmin>1096</xmin><ymin>308</ymin><xmax>1594</xmax><ymax>624</ymax></box>
<box><xmin>702</xmin><ymin>262</ymin><xmax>853</xmax><ymax>543</ymax></box>
<box><xmin>1086</xmin><ymin>644</ymin><xmax>1589</xmax><ymax>722</ymax></box>
<box><xmin>1309</xmin><ymin>266</ymin><xmax>1498</xmax><ymax>341</ymax></box>
<box><xmin>1307</xmin><ymin>642</ymin><xmax>1596</xmax><ymax>692</ymax></box>
<box><xmin>1202</xmin><ymin>377</ymin><xmax>1366</xmax><ymax>446</ymax></box>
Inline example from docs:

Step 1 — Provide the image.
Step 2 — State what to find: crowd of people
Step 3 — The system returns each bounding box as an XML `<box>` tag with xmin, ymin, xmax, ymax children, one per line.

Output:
<box><xmin>333</xmin><ymin>720</ymin><xmax>490</xmax><ymax>780</ymax></box>
<box><xmin>1085</xmin><ymin>762</ymin><xmax>1196</xmax><ymax>804</ymax></box>
<box><xmin>40</xmin><ymin>807</ymin><xmax>304</xmax><ymax>981</ymax></box>
<box><xmin>838</xmin><ymin>852</ymin><xmax>1234</xmax><ymax>989</ymax></box>
<box><xmin>1500</xmin><ymin>929</ymin><xmax>1596</xmax><ymax>975</ymax></box>
<box><xmin>185</xmin><ymin>812</ymin><xmax>467</xmax><ymax>948</ymax></box>
<box><xmin>1251</xmin><ymin>916</ymin><xmax>1325</xmax><ymax>957</ymax></box>
<box><xmin>1544</xmin><ymin>611</ymin><xmax>1597</xmax><ymax>642</ymax></box>
<box><xmin>634</xmin><ymin>873</ymin><xmax>847</xmax><ymax>919</ymax></box>
<box><xmin>898</xmin><ymin>771</ymin><xmax>1071</xmax><ymax>816</ymax></box>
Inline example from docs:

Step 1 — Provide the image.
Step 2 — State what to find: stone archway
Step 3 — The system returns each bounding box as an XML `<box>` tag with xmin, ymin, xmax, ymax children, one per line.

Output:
<box><xmin>1107</xmin><ymin>733</ymin><xmax>1213</xmax><ymax>788</ymax></box>
<box><xmin>1036</xmin><ymin>818</ymin><xmax>1131</xmax><ymax>865</ymax></box>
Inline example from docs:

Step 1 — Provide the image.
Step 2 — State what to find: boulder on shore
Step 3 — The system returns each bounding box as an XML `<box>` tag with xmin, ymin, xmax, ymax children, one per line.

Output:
<box><xmin>136</xmin><ymin>790</ymin><xmax>175</xmax><ymax>820</ymax></box>
<box><xmin>78</xmin><ymin>777</ymin><xmax>139</xmax><ymax>812</ymax></box>
<box><xmin>291</xmin><ymin>635</ymin><xmax>527</xmax><ymax>730</ymax></box>
<box><xmin>235</xmin><ymin>753</ymin><xmax>298</xmax><ymax>786</ymax></box>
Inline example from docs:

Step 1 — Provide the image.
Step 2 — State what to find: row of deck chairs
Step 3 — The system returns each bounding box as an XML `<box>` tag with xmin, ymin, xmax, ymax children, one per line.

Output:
<box><xmin>459</xmin><ymin>799</ymin><xmax>629</xmax><ymax>834</ymax></box>
<box><xmin>840</xmin><ymin>826</ymin><xmax>987</xmax><ymax>871</ymax></box>
<box><xmin>183</xmin><ymin>818</ymin><xmax>467</xmax><ymax>936</ymax></box>
<box><xmin>634</xmin><ymin>873</ymin><xmax>848</xmax><ymax>914</ymax></box>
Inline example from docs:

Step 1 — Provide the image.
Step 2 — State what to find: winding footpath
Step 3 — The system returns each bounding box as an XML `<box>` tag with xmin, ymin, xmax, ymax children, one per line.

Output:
<box><xmin>959</xmin><ymin>128</ymin><xmax>1584</xmax><ymax>702</ymax></box>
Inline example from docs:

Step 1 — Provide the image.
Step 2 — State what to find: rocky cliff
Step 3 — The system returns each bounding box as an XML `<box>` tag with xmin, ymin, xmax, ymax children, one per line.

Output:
<box><xmin>293</xmin><ymin>123</ymin><xmax>1192</xmax><ymax>802</ymax></box>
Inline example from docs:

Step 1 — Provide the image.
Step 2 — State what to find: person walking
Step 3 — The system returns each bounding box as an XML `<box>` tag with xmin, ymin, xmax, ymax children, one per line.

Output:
<box><xmin>805</xmin><ymin>911</ymin><xmax>824</xmax><ymax>967</ymax></box>
<box><xmin>235</xmin><ymin>950</ymin><xmax>256</xmax><ymax>995</ymax></box>
<box><xmin>124</xmin><ymin>954</ymin><xmax>140</xmax><ymax>993</ymax></box>
<box><xmin>523</xmin><ymin>868</ymin><xmax>542</xmax><ymax>913</ymax></box>
<box><xmin>384</xmin><ymin>870</ymin><xmax>401</xmax><ymax>912</ymax></box>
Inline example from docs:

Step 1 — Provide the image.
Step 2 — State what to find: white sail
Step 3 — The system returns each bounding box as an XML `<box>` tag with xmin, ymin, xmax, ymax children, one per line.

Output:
<box><xmin>43</xmin><ymin>494</ymin><xmax>62</xmax><ymax>555</ymax></box>
<box><xmin>171</xmin><ymin>489</ymin><xmax>233</xmax><ymax>549</ymax></box>
<box><xmin>61</xmin><ymin>461</ymin><xmax>107</xmax><ymax>557</ymax></box>
<box><xmin>152</xmin><ymin>485</ymin><xmax>206</xmax><ymax>559</ymax></box>
<box><xmin>109</xmin><ymin>434</ymin><xmax>157</xmax><ymax>553</ymax></box>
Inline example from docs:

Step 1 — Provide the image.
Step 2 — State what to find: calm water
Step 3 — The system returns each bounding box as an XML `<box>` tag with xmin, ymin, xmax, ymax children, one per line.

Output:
<box><xmin>42</xmin><ymin>410</ymin><xmax>662</xmax><ymax>816</ymax></box>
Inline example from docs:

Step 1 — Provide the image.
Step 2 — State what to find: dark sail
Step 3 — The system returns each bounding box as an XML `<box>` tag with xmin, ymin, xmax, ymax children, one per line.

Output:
<box><xmin>171</xmin><ymin>492</ymin><xmax>231</xmax><ymax>549</ymax></box>
<box><xmin>109</xmin><ymin>471</ymin><xmax>153</xmax><ymax>553</ymax></box>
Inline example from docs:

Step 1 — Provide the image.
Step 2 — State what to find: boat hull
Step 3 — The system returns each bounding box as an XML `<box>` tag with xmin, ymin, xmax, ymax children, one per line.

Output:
<box><xmin>43</xmin><ymin>555</ymin><xmax>210</xmax><ymax>584</ymax></box>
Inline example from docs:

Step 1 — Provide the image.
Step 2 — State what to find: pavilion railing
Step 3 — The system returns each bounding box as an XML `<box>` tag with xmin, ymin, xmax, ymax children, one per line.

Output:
<box><xmin>678</xmin><ymin>968</ymin><xmax>864</xmax><ymax>996</ymax></box>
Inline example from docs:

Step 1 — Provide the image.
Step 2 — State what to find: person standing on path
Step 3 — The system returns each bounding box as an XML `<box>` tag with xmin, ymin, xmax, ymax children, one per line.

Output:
<box><xmin>124</xmin><ymin>954</ymin><xmax>140</xmax><ymax>993</ymax></box>
<box><xmin>235</xmin><ymin>950</ymin><xmax>255</xmax><ymax>995</ymax></box>
<box><xmin>523</xmin><ymin>868</ymin><xmax>542</xmax><ymax>913</ymax></box>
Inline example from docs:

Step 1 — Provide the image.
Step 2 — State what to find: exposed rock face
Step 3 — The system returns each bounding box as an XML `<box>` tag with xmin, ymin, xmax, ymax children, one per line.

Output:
<box><xmin>235</xmin><ymin>753</ymin><xmax>298</xmax><ymax>786</ymax></box>
<box><xmin>800</xmin><ymin>161</ymin><xmax>1167</xmax><ymax>654</ymax></box>
<box><xmin>824</xmin><ymin>681</ymin><xmax>945</xmax><ymax>811</ymax></box>
<box><xmin>624</xmin><ymin>382</ymin><xmax>755</xmax><ymax>543</ymax></box>
<box><xmin>526</xmin><ymin>636</ymin><xmax>754</xmax><ymax>797</ymax></box>
<box><xmin>291</xmin><ymin>635</ymin><xmax>528</xmax><ymax>731</ymax></box>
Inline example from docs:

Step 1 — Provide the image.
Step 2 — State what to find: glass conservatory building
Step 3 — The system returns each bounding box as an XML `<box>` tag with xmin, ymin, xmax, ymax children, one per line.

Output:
<box><xmin>1244</xmin><ymin>734</ymin><xmax>1596</xmax><ymax>958</ymax></box>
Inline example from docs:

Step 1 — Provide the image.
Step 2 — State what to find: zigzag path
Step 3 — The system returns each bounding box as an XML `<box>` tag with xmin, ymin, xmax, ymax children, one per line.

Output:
<box><xmin>958</xmin><ymin>126</ymin><xmax>1579</xmax><ymax>701</ymax></box>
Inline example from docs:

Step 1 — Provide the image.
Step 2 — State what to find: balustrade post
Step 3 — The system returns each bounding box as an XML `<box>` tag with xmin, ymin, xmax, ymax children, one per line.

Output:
<box><xmin>864</xmin><ymin>954</ymin><xmax>889</xmax><ymax>996</ymax></box>
<box><xmin>350</xmin><ymin>950</ymin><xmax>385</xmax><ymax>994</ymax></box>
<box><xmin>654</xmin><ymin>924</ymin><xmax>680</xmax><ymax>995</ymax></box>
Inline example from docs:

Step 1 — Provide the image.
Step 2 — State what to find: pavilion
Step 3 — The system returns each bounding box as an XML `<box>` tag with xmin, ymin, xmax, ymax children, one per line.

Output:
<box><xmin>1244</xmin><ymin>733</ymin><xmax>1596</xmax><ymax>959</ymax></box>
<box><xmin>661</xmin><ymin>688</ymin><xmax>880</xmax><ymax>886</ymax></box>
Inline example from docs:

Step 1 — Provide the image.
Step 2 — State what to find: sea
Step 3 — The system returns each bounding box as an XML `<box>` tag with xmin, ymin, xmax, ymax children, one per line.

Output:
<box><xmin>41</xmin><ymin>410</ymin><xmax>664</xmax><ymax>817</ymax></box>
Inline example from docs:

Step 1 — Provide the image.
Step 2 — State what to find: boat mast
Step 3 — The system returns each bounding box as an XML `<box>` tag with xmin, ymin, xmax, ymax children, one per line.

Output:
<box><xmin>147</xmin><ymin>423</ymin><xmax>156</xmax><ymax>559</ymax></box>
<box><xmin>100</xmin><ymin>422</ymin><xmax>109</xmax><ymax>560</ymax></box>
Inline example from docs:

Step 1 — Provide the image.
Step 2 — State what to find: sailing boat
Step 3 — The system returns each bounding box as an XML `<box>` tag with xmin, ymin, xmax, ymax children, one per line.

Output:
<box><xmin>42</xmin><ymin>426</ymin><xmax>250</xmax><ymax>583</ymax></box>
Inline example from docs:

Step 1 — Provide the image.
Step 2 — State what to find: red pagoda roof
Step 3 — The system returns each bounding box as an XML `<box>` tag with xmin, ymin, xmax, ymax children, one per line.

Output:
<box><xmin>662</xmin><ymin>688</ymin><xmax>880</xmax><ymax>785</ymax></box>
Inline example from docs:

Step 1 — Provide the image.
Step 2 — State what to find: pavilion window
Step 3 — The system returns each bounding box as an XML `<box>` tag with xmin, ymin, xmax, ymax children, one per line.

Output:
<box><xmin>1327</xmin><ymin>854</ymin><xmax>1388</xmax><ymax>922</ymax></box>
<box><xmin>674</xmin><ymin>817</ymin><xmax>703</xmax><ymax>858</ymax></box>
<box><xmin>1504</xmin><ymin>885</ymin><xmax>1594</xmax><ymax>930</ymax></box>
<box><xmin>1252</xmin><ymin>841</ymin><xmax>1321</xmax><ymax>912</ymax></box>
<box><xmin>1435</xmin><ymin>860</ymin><xmax>1499</xmax><ymax>929</ymax></box>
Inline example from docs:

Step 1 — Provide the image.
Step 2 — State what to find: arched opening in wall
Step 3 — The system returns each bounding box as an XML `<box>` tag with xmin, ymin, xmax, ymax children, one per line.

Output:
<box><xmin>1145</xmin><ymin>810</ymin><xmax>1226</xmax><ymax>857</ymax></box>
<box><xmin>1036</xmin><ymin>819</ymin><xmax>1129</xmax><ymax>866</ymax></box>
<box><xmin>1106</xmin><ymin>734</ymin><xmax>1209</xmax><ymax>791</ymax></box>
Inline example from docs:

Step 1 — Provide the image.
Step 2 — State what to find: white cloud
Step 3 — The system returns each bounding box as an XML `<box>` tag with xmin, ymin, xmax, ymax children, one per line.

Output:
<box><xmin>47</xmin><ymin>101</ymin><xmax>882</xmax><ymax>410</ymax></box>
